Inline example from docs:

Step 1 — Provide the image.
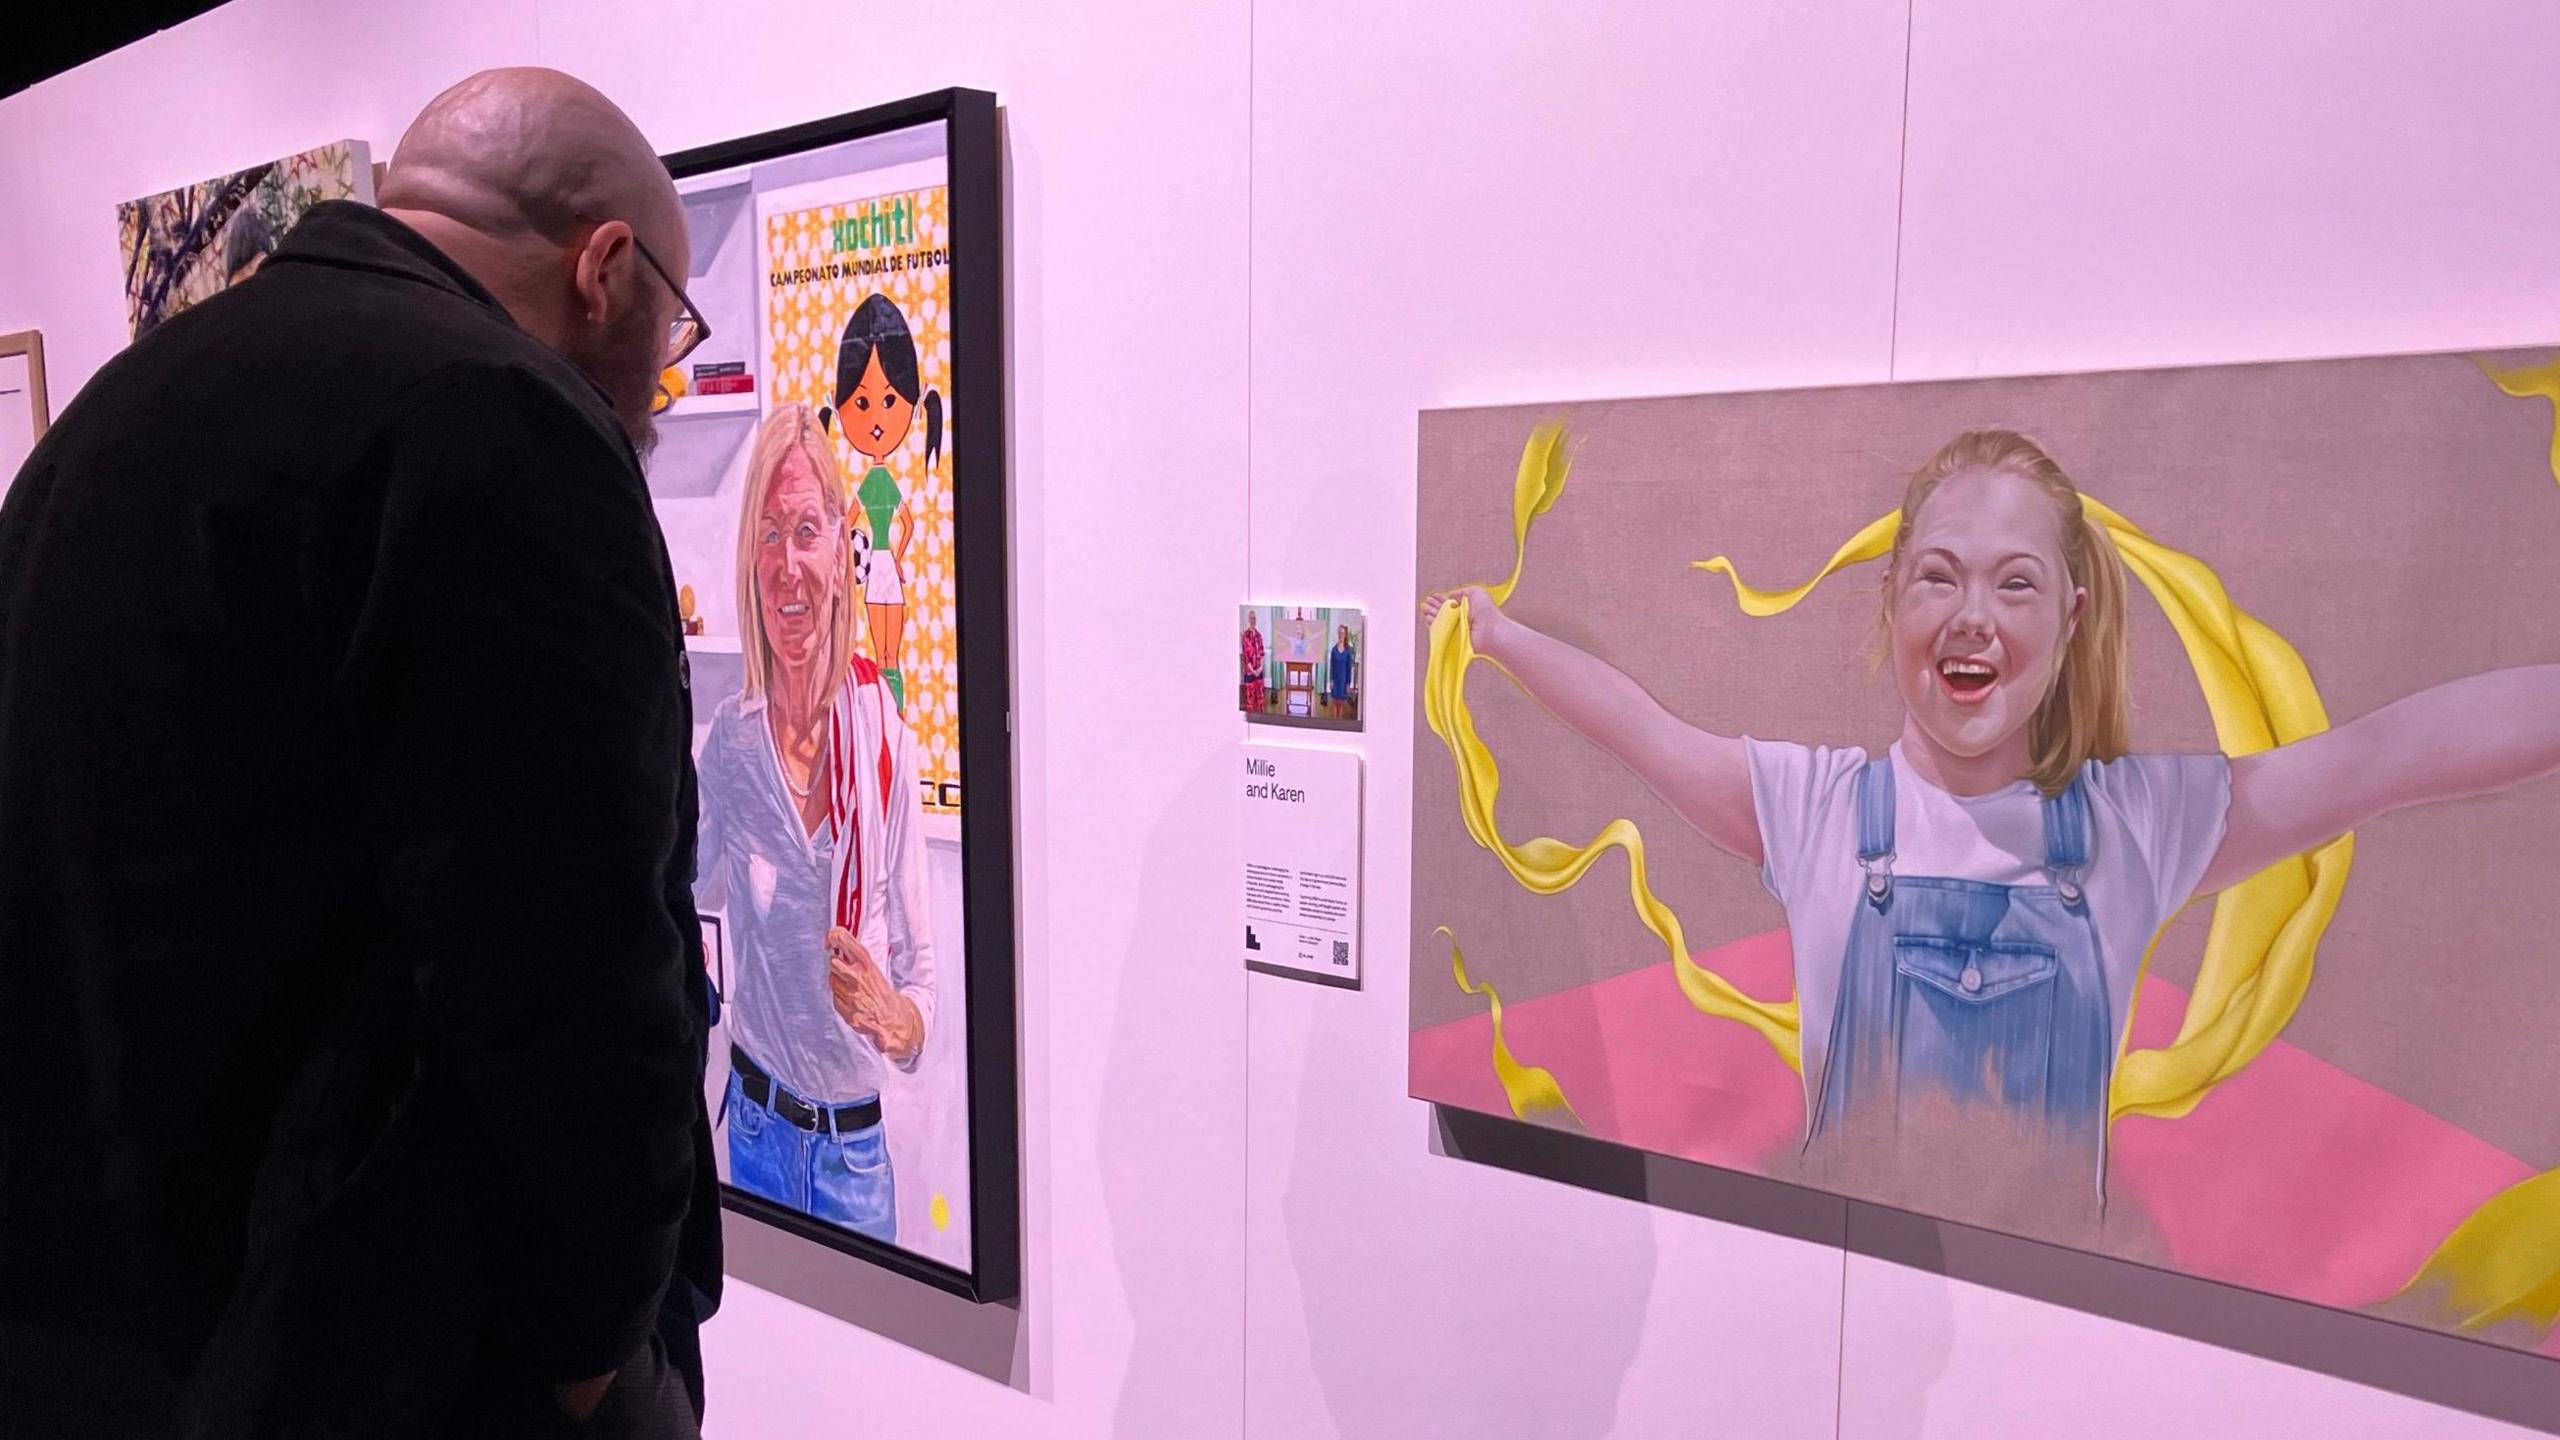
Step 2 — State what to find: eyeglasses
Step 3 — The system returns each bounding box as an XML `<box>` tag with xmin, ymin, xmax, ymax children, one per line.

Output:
<box><xmin>631</xmin><ymin>235</ymin><xmax>710</xmax><ymax>368</ymax></box>
<box><xmin>566</xmin><ymin>217</ymin><xmax>711</xmax><ymax>418</ymax></box>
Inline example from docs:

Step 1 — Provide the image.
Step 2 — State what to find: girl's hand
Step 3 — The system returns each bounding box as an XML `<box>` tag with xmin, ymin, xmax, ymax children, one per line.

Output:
<box><xmin>1421</xmin><ymin>585</ymin><xmax>1509</xmax><ymax>655</ymax></box>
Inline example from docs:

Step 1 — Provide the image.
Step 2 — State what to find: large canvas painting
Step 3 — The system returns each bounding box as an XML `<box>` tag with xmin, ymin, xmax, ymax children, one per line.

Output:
<box><xmin>1410</xmin><ymin>349</ymin><xmax>2560</xmax><ymax>1354</ymax></box>
<box><xmin>116</xmin><ymin>141</ymin><xmax>373</xmax><ymax>339</ymax></box>
<box><xmin>652</xmin><ymin>91</ymin><xmax>1015</xmax><ymax>1301</ymax></box>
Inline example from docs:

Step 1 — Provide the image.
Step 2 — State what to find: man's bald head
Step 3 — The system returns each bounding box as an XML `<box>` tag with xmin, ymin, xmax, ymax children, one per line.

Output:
<box><xmin>380</xmin><ymin>68</ymin><xmax>682</xmax><ymax>260</ymax></box>
<box><xmin>379</xmin><ymin>68</ymin><xmax>686</xmax><ymax>455</ymax></box>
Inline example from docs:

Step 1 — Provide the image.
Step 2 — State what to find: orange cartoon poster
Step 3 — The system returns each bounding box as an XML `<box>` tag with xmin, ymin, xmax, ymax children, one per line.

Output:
<box><xmin>760</xmin><ymin>165</ymin><xmax>959</xmax><ymax>815</ymax></box>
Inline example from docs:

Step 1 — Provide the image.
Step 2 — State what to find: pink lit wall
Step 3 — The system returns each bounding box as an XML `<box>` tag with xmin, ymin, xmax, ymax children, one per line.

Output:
<box><xmin>5</xmin><ymin>1</ymin><xmax>2559</xmax><ymax>1436</ymax></box>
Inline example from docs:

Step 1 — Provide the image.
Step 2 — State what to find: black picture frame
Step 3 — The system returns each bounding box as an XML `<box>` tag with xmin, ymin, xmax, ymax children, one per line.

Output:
<box><xmin>662</xmin><ymin>88</ymin><xmax>1018</xmax><ymax>1304</ymax></box>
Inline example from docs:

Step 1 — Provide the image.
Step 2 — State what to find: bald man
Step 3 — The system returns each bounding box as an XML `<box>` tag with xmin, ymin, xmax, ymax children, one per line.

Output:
<box><xmin>0</xmin><ymin>70</ymin><xmax>719</xmax><ymax>1438</ymax></box>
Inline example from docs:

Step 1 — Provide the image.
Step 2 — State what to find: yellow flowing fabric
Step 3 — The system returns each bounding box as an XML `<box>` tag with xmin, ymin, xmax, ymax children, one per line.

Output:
<box><xmin>1423</xmin><ymin>424</ymin><xmax>1801</xmax><ymax>1123</ymax></box>
<box><xmin>2403</xmin><ymin>1169</ymin><xmax>2560</xmax><ymax>1332</ymax></box>
<box><xmin>1424</xmin><ymin>419</ymin><xmax>2560</xmax><ymax>1335</ymax></box>
<box><xmin>2479</xmin><ymin>355</ymin><xmax>2560</xmax><ymax>490</ymax></box>
<box><xmin>1440</xmin><ymin>927</ymin><xmax>1583</xmax><ymax>1126</ymax></box>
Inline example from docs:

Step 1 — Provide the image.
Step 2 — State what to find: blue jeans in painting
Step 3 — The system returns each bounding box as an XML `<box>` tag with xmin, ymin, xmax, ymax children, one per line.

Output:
<box><xmin>725</xmin><ymin>1070</ymin><xmax>898</xmax><ymax>1243</ymax></box>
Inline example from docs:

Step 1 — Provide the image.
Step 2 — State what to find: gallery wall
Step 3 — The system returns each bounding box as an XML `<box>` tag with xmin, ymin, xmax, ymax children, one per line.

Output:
<box><xmin>5</xmin><ymin>1</ymin><xmax>2560</xmax><ymax>1437</ymax></box>
<box><xmin>1242</xmin><ymin>2</ymin><xmax>2560</xmax><ymax>1436</ymax></box>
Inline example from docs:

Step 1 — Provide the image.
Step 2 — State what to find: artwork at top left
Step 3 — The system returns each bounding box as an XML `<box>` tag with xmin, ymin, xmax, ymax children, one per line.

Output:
<box><xmin>116</xmin><ymin>140</ymin><xmax>375</xmax><ymax>339</ymax></box>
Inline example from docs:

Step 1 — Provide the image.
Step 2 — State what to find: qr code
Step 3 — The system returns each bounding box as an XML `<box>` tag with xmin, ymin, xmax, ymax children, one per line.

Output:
<box><xmin>1331</xmin><ymin>940</ymin><xmax>1350</xmax><ymax>966</ymax></box>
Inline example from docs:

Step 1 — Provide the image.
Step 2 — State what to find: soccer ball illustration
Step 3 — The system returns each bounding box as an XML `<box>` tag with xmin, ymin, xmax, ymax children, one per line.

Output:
<box><xmin>848</xmin><ymin>522</ymin><xmax>872</xmax><ymax>591</ymax></box>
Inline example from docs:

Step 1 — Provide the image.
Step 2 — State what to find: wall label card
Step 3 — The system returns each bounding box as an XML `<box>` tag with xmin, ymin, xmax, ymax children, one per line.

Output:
<box><xmin>1243</xmin><ymin>744</ymin><xmax>1362</xmax><ymax>988</ymax></box>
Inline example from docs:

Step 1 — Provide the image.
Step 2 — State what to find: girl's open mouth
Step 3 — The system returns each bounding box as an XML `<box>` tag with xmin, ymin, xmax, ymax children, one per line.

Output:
<box><xmin>1937</xmin><ymin>657</ymin><xmax>1998</xmax><ymax>703</ymax></box>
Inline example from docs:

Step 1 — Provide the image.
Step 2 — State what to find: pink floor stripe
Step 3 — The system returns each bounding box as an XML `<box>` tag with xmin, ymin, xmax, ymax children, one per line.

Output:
<box><xmin>1411</xmin><ymin>928</ymin><xmax>2546</xmax><ymax>1347</ymax></box>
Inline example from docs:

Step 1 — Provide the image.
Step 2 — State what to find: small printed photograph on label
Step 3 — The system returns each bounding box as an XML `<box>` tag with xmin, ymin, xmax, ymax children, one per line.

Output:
<box><xmin>1239</xmin><ymin>603</ymin><xmax>1364</xmax><ymax>731</ymax></box>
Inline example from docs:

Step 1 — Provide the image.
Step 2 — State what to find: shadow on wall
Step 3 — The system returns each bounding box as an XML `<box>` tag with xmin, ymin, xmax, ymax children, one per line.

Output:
<box><xmin>1276</xmin><ymin>1045</ymin><xmax>1661</xmax><ymax>1432</ymax></box>
<box><xmin>1434</xmin><ymin>1107</ymin><xmax>2560</xmax><ymax>1435</ymax></box>
<box><xmin>1100</xmin><ymin>751</ymin><xmax>1252</xmax><ymax>1435</ymax></box>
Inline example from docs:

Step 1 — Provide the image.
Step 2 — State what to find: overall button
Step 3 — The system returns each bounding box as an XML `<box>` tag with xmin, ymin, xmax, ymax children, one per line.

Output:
<box><xmin>1959</xmin><ymin>963</ymin><xmax>1983</xmax><ymax>994</ymax></box>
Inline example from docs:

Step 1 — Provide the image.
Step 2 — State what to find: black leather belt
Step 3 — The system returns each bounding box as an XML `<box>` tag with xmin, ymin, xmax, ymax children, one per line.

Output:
<box><xmin>730</xmin><ymin>1045</ymin><xmax>882</xmax><ymax>1136</ymax></box>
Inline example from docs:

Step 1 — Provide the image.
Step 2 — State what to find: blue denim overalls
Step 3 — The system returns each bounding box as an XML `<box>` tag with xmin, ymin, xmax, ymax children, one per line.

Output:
<box><xmin>1804</xmin><ymin>757</ymin><xmax>2114</xmax><ymax>1192</ymax></box>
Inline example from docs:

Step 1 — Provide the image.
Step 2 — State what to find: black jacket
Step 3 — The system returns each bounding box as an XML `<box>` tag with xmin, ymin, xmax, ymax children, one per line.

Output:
<box><xmin>0</xmin><ymin>202</ymin><xmax>721</xmax><ymax>1437</ymax></box>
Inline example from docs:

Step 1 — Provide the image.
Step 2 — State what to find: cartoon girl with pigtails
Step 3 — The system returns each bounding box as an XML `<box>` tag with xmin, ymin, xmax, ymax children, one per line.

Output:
<box><xmin>819</xmin><ymin>293</ymin><xmax>944</xmax><ymax>714</ymax></box>
<box><xmin>1425</xmin><ymin>427</ymin><xmax>2560</xmax><ymax>1219</ymax></box>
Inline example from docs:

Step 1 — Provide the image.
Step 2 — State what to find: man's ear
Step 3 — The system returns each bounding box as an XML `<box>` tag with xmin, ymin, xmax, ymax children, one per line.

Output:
<box><xmin>571</xmin><ymin>219</ymin><xmax>636</xmax><ymax>325</ymax></box>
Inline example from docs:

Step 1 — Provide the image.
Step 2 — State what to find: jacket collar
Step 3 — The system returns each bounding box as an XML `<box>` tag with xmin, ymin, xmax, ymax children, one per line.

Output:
<box><xmin>266</xmin><ymin>200</ymin><xmax>517</xmax><ymax>325</ymax></box>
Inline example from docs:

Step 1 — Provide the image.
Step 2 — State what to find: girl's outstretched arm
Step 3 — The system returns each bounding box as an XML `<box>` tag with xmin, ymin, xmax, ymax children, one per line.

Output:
<box><xmin>1424</xmin><ymin>586</ymin><xmax>1761</xmax><ymax>863</ymax></box>
<box><xmin>2199</xmin><ymin>664</ymin><xmax>2560</xmax><ymax>895</ymax></box>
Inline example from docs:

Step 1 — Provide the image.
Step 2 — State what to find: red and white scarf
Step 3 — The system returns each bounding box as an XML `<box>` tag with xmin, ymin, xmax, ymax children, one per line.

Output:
<box><xmin>825</xmin><ymin>655</ymin><xmax>900</xmax><ymax>935</ymax></box>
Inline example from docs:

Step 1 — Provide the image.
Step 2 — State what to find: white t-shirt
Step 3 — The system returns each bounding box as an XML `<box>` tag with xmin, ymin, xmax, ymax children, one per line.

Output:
<box><xmin>1746</xmin><ymin>739</ymin><xmax>2232</xmax><ymax>1120</ymax></box>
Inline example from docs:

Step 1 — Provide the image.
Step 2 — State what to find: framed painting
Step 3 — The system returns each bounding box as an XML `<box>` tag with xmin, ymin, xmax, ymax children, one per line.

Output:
<box><xmin>116</xmin><ymin>140</ymin><xmax>374</xmax><ymax>339</ymax></box>
<box><xmin>1412</xmin><ymin>348</ymin><xmax>2560</xmax><ymax>1356</ymax></box>
<box><xmin>0</xmin><ymin>330</ymin><xmax>47</xmax><ymax>485</ymax></box>
<box><xmin>653</xmin><ymin>89</ymin><xmax>1017</xmax><ymax>1302</ymax></box>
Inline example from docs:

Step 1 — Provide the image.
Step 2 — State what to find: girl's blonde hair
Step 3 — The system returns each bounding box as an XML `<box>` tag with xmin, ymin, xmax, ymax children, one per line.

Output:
<box><xmin>737</xmin><ymin>402</ymin><xmax>860</xmax><ymax>699</ymax></box>
<box><xmin>1885</xmin><ymin>429</ymin><xmax>2131</xmax><ymax>795</ymax></box>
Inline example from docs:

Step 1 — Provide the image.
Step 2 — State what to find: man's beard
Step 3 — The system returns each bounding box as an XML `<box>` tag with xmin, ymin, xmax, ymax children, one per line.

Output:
<box><xmin>560</xmin><ymin>300</ymin><xmax>663</xmax><ymax>461</ymax></box>
<box><xmin>623</xmin><ymin>403</ymin><xmax>660</xmax><ymax>463</ymax></box>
